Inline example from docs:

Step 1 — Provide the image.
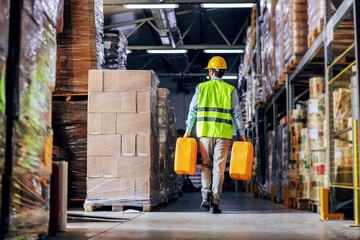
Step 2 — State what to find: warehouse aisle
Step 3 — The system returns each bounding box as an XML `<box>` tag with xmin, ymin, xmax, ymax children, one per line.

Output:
<box><xmin>48</xmin><ymin>192</ymin><xmax>360</xmax><ymax>240</ymax></box>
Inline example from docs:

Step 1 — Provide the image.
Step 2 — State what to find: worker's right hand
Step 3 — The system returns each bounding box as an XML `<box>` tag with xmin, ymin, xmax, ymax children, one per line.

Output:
<box><xmin>183</xmin><ymin>132</ymin><xmax>190</xmax><ymax>138</ymax></box>
<box><xmin>240</xmin><ymin>135</ymin><xmax>247</xmax><ymax>142</ymax></box>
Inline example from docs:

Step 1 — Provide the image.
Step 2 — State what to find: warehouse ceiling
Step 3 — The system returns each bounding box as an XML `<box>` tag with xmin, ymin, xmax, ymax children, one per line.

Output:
<box><xmin>103</xmin><ymin>1</ymin><xmax>255</xmax><ymax>89</ymax></box>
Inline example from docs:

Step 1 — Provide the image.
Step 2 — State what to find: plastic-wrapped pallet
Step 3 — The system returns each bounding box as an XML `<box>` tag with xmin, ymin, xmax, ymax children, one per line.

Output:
<box><xmin>261</xmin><ymin>0</ymin><xmax>277</xmax><ymax>99</ymax></box>
<box><xmin>0</xmin><ymin>0</ymin><xmax>63</xmax><ymax>238</ymax></box>
<box><xmin>103</xmin><ymin>29</ymin><xmax>128</xmax><ymax>70</ymax></box>
<box><xmin>85</xmin><ymin>70</ymin><xmax>162</xmax><ymax>211</ymax></box>
<box><xmin>56</xmin><ymin>0</ymin><xmax>104</xmax><ymax>93</ymax></box>
<box><xmin>255</xmin><ymin>108</ymin><xmax>266</xmax><ymax>187</ymax></box>
<box><xmin>52</xmin><ymin>101</ymin><xmax>88</xmax><ymax>201</ymax></box>
<box><xmin>307</xmin><ymin>0</ymin><xmax>343</xmax><ymax>46</ymax></box>
<box><xmin>275</xmin><ymin>0</ymin><xmax>284</xmax><ymax>84</ymax></box>
<box><xmin>0</xmin><ymin>0</ymin><xmax>9</xmax><ymax>209</ymax></box>
<box><xmin>157</xmin><ymin>88</ymin><xmax>171</xmax><ymax>203</ymax></box>
<box><xmin>283</xmin><ymin>0</ymin><xmax>308</xmax><ymax>71</ymax></box>
<box><xmin>280</xmin><ymin>118</ymin><xmax>289</xmax><ymax>198</ymax></box>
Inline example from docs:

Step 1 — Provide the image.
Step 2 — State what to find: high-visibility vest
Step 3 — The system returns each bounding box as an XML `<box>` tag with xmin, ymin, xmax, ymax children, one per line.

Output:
<box><xmin>196</xmin><ymin>80</ymin><xmax>234</xmax><ymax>139</ymax></box>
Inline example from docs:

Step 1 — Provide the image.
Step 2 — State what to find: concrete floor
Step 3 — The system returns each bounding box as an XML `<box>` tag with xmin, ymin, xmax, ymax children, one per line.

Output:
<box><xmin>48</xmin><ymin>192</ymin><xmax>360</xmax><ymax>240</ymax></box>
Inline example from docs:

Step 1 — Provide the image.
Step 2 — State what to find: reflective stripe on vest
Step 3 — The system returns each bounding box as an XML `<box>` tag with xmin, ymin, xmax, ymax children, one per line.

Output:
<box><xmin>196</xmin><ymin>80</ymin><xmax>234</xmax><ymax>139</ymax></box>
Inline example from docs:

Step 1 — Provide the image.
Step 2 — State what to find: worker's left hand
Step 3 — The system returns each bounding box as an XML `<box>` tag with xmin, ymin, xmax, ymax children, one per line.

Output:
<box><xmin>183</xmin><ymin>132</ymin><xmax>191</xmax><ymax>138</ymax></box>
<box><xmin>240</xmin><ymin>136</ymin><xmax>247</xmax><ymax>142</ymax></box>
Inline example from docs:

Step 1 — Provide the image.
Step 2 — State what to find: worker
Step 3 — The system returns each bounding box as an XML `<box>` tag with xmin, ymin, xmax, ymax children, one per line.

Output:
<box><xmin>184</xmin><ymin>56</ymin><xmax>247</xmax><ymax>214</ymax></box>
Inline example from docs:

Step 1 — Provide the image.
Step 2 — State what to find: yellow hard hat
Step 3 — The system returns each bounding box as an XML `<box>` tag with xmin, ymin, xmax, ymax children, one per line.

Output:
<box><xmin>205</xmin><ymin>56</ymin><xmax>227</xmax><ymax>70</ymax></box>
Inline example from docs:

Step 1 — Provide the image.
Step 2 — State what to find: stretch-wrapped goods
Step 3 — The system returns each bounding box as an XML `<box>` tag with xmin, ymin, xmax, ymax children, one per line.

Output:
<box><xmin>308</xmin><ymin>118</ymin><xmax>325</xmax><ymax>150</ymax></box>
<box><xmin>157</xmin><ymin>88</ymin><xmax>171</xmax><ymax>203</ymax></box>
<box><xmin>275</xmin><ymin>0</ymin><xmax>284</xmax><ymax>82</ymax></box>
<box><xmin>310</xmin><ymin>150</ymin><xmax>326</xmax><ymax>201</ymax></box>
<box><xmin>283</xmin><ymin>0</ymin><xmax>308</xmax><ymax>69</ymax></box>
<box><xmin>53</xmin><ymin>101</ymin><xmax>87</xmax><ymax>200</ymax></box>
<box><xmin>309</xmin><ymin>77</ymin><xmax>325</xmax><ymax>98</ymax></box>
<box><xmin>85</xmin><ymin>70</ymin><xmax>162</xmax><ymax>209</ymax></box>
<box><xmin>0</xmin><ymin>1</ymin><xmax>63</xmax><ymax>238</ymax></box>
<box><xmin>103</xmin><ymin>29</ymin><xmax>128</xmax><ymax>70</ymax></box>
<box><xmin>307</xmin><ymin>98</ymin><xmax>325</xmax><ymax>121</ymax></box>
<box><xmin>56</xmin><ymin>0</ymin><xmax>103</xmax><ymax>93</ymax></box>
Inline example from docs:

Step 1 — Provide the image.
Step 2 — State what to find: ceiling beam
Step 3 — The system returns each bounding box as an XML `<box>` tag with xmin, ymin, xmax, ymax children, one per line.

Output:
<box><xmin>128</xmin><ymin>45</ymin><xmax>245</xmax><ymax>50</ymax></box>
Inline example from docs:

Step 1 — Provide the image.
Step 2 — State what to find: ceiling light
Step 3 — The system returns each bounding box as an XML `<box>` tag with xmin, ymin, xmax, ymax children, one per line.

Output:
<box><xmin>147</xmin><ymin>49</ymin><xmax>188</xmax><ymax>54</ymax></box>
<box><xmin>126</xmin><ymin>50</ymin><xmax>132</xmax><ymax>54</ymax></box>
<box><xmin>124</xmin><ymin>4</ymin><xmax>179</xmax><ymax>9</ymax></box>
<box><xmin>203</xmin><ymin>49</ymin><xmax>244</xmax><ymax>54</ymax></box>
<box><xmin>201</xmin><ymin>3</ymin><xmax>255</xmax><ymax>8</ymax></box>
<box><xmin>206</xmin><ymin>76</ymin><xmax>238</xmax><ymax>80</ymax></box>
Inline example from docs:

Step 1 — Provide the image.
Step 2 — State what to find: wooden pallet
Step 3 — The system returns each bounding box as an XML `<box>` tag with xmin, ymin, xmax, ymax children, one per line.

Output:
<box><xmin>308</xmin><ymin>200</ymin><xmax>321</xmax><ymax>213</ymax></box>
<box><xmin>265</xmin><ymin>93</ymin><xmax>274</xmax><ymax>104</ymax></box>
<box><xmin>255</xmin><ymin>101</ymin><xmax>265</xmax><ymax>109</ymax></box>
<box><xmin>84</xmin><ymin>200</ymin><xmax>160</xmax><ymax>212</ymax></box>
<box><xmin>291</xmin><ymin>198</ymin><xmax>309</xmax><ymax>210</ymax></box>
<box><xmin>285</xmin><ymin>56</ymin><xmax>302</xmax><ymax>74</ymax></box>
<box><xmin>308</xmin><ymin>24</ymin><xmax>323</xmax><ymax>48</ymax></box>
<box><xmin>53</xmin><ymin>93</ymin><xmax>88</xmax><ymax>101</ymax></box>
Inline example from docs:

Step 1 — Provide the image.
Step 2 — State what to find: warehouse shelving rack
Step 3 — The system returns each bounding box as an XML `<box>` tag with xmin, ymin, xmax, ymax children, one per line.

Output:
<box><xmin>250</xmin><ymin>0</ymin><xmax>360</xmax><ymax>224</ymax></box>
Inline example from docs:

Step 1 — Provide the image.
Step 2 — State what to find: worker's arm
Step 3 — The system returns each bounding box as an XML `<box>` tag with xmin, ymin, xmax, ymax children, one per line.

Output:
<box><xmin>231</xmin><ymin>89</ymin><xmax>247</xmax><ymax>141</ymax></box>
<box><xmin>184</xmin><ymin>85</ymin><xmax>199</xmax><ymax>138</ymax></box>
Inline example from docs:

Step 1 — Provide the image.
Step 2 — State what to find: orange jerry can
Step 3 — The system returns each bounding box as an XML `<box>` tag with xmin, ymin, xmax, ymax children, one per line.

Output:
<box><xmin>174</xmin><ymin>138</ymin><xmax>197</xmax><ymax>175</ymax></box>
<box><xmin>229</xmin><ymin>141</ymin><xmax>254</xmax><ymax>181</ymax></box>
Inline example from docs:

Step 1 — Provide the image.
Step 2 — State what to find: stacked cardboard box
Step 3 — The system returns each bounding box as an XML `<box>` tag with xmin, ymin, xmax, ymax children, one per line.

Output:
<box><xmin>299</xmin><ymin>128</ymin><xmax>311</xmax><ymax>199</ymax></box>
<box><xmin>242</xmin><ymin>6</ymin><xmax>257</xmax><ymax>77</ymax></box>
<box><xmin>289</xmin><ymin>109</ymin><xmax>307</xmax><ymax>198</ymax></box>
<box><xmin>85</xmin><ymin>70</ymin><xmax>162</xmax><ymax>209</ymax></box>
<box><xmin>261</xmin><ymin>0</ymin><xmax>277</xmax><ymax>99</ymax></box>
<box><xmin>56</xmin><ymin>0</ymin><xmax>103</xmax><ymax>93</ymax></box>
<box><xmin>307</xmin><ymin>77</ymin><xmax>326</xmax><ymax>201</ymax></box>
<box><xmin>275</xmin><ymin>0</ymin><xmax>284</xmax><ymax>83</ymax></box>
<box><xmin>52</xmin><ymin>100</ymin><xmax>88</xmax><ymax>201</ymax></box>
<box><xmin>283</xmin><ymin>0</ymin><xmax>308</xmax><ymax>71</ymax></box>
<box><xmin>157</xmin><ymin>88</ymin><xmax>171</xmax><ymax>203</ymax></box>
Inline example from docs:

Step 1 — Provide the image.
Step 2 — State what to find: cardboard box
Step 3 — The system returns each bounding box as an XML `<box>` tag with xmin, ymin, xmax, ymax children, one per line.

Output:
<box><xmin>88</xmin><ymin>135</ymin><xmax>121</xmax><ymax>156</ymax></box>
<box><xmin>137</xmin><ymin>135</ymin><xmax>151</xmax><ymax>157</ymax></box>
<box><xmin>102</xmin><ymin>156</ymin><xmax>117</xmax><ymax>178</ymax></box>
<box><xmin>116</xmin><ymin>156</ymin><xmax>150</xmax><ymax>177</ymax></box>
<box><xmin>89</xmin><ymin>92</ymin><xmax>123</xmax><ymax>113</ymax></box>
<box><xmin>122</xmin><ymin>135</ymin><xmax>136</xmax><ymax>156</ymax></box>
<box><xmin>122</xmin><ymin>92</ymin><xmax>136</xmax><ymax>113</ymax></box>
<box><xmin>101</xmin><ymin>113</ymin><xmax>117</xmax><ymax>134</ymax></box>
<box><xmin>88</xmin><ymin>113</ymin><xmax>101</xmax><ymax>134</ymax></box>
<box><xmin>88</xmin><ymin>70</ymin><xmax>103</xmax><ymax>92</ymax></box>
<box><xmin>117</xmin><ymin>113</ymin><xmax>151</xmax><ymax>135</ymax></box>
<box><xmin>87</xmin><ymin>156</ymin><xmax>102</xmax><ymax>178</ymax></box>
<box><xmin>103</xmin><ymin>70</ymin><xmax>152</xmax><ymax>92</ymax></box>
<box><xmin>137</xmin><ymin>92</ymin><xmax>151</xmax><ymax>113</ymax></box>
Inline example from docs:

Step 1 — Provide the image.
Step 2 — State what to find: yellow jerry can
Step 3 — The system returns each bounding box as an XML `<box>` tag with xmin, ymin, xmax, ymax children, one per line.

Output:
<box><xmin>229</xmin><ymin>141</ymin><xmax>254</xmax><ymax>181</ymax></box>
<box><xmin>174</xmin><ymin>137</ymin><xmax>197</xmax><ymax>175</ymax></box>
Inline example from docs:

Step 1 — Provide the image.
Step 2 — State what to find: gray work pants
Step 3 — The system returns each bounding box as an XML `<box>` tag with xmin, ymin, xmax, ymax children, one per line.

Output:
<box><xmin>199</xmin><ymin>137</ymin><xmax>232</xmax><ymax>205</ymax></box>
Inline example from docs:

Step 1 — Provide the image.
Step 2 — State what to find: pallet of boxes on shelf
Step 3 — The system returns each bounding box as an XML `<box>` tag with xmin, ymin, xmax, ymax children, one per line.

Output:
<box><xmin>283</xmin><ymin>0</ymin><xmax>308</xmax><ymax>74</ymax></box>
<box><xmin>288</xmin><ymin>109</ymin><xmax>307</xmax><ymax>206</ymax></box>
<box><xmin>242</xmin><ymin>6</ymin><xmax>257</xmax><ymax>78</ymax></box>
<box><xmin>307</xmin><ymin>77</ymin><xmax>326</xmax><ymax>208</ymax></box>
<box><xmin>157</xmin><ymin>88</ymin><xmax>171</xmax><ymax>204</ymax></box>
<box><xmin>307</xmin><ymin>0</ymin><xmax>344</xmax><ymax>47</ymax></box>
<box><xmin>85</xmin><ymin>70</ymin><xmax>162</xmax><ymax>212</ymax></box>
<box><xmin>275</xmin><ymin>0</ymin><xmax>285</xmax><ymax>88</ymax></box>
<box><xmin>333</xmin><ymin>83</ymin><xmax>353</xmax><ymax>198</ymax></box>
<box><xmin>261</xmin><ymin>0</ymin><xmax>277</xmax><ymax>101</ymax></box>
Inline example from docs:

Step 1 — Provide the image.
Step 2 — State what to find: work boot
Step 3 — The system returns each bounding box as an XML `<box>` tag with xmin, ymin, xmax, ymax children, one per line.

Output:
<box><xmin>200</xmin><ymin>194</ymin><xmax>210</xmax><ymax>211</ymax></box>
<box><xmin>210</xmin><ymin>202</ymin><xmax>221</xmax><ymax>214</ymax></box>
